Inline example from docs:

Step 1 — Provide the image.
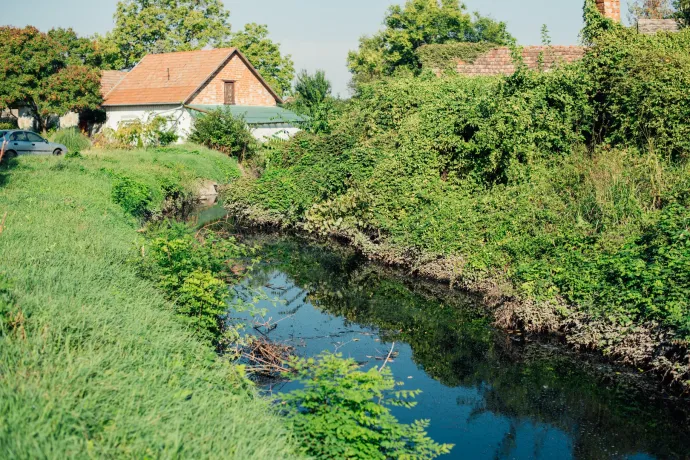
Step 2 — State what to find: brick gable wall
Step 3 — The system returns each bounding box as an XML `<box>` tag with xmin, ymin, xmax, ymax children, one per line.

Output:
<box><xmin>189</xmin><ymin>54</ymin><xmax>277</xmax><ymax>107</ymax></box>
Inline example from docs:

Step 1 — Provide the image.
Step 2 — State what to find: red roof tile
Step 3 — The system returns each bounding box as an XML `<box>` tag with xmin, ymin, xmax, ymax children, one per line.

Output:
<box><xmin>101</xmin><ymin>70</ymin><xmax>127</xmax><ymax>97</ymax></box>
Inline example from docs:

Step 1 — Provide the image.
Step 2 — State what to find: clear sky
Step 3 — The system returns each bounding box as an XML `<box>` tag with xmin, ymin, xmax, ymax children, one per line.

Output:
<box><xmin>2</xmin><ymin>0</ymin><xmax>631</xmax><ymax>96</ymax></box>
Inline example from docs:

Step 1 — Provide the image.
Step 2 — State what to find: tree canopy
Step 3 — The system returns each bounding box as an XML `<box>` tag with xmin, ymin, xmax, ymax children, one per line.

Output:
<box><xmin>0</xmin><ymin>26</ymin><xmax>102</xmax><ymax>131</ymax></box>
<box><xmin>347</xmin><ymin>0</ymin><xmax>513</xmax><ymax>84</ymax></box>
<box><xmin>627</xmin><ymin>0</ymin><xmax>690</xmax><ymax>25</ymax></box>
<box><xmin>228</xmin><ymin>24</ymin><xmax>295</xmax><ymax>97</ymax></box>
<box><xmin>628</xmin><ymin>0</ymin><xmax>675</xmax><ymax>20</ymax></box>
<box><xmin>98</xmin><ymin>1</ymin><xmax>294</xmax><ymax>96</ymax></box>
<box><xmin>98</xmin><ymin>0</ymin><xmax>232</xmax><ymax>69</ymax></box>
<box><xmin>293</xmin><ymin>69</ymin><xmax>332</xmax><ymax>113</ymax></box>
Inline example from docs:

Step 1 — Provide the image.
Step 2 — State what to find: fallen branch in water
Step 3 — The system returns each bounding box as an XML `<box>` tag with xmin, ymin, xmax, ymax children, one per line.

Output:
<box><xmin>379</xmin><ymin>342</ymin><xmax>396</xmax><ymax>372</ymax></box>
<box><xmin>242</xmin><ymin>336</ymin><xmax>294</xmax><ymax>377</ymax></box>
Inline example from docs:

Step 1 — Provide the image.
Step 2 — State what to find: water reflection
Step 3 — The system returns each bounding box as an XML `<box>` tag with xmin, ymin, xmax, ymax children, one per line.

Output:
<box><xmin>231</xmin><ymin>235</ymin><xmax>690</xmax><ymax>460</ymax></box>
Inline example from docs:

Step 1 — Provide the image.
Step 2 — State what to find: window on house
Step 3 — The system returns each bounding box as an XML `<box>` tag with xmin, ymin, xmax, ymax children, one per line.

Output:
<box><xmin>224</xmin><ymin>81</ymin><xmax>235</xmax><ymax>105</ymax></box>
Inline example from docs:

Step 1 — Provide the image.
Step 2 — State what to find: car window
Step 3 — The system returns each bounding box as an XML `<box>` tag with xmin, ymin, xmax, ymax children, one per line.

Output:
<box><xmin>26</xmin><ymin>132</ymin><xmax>44</xmax><ymax>143</ymax></box>
<box><xmin>9</xmin><ymin>132</ymin><xmax>28</xmax><ymax>142</ymax></box>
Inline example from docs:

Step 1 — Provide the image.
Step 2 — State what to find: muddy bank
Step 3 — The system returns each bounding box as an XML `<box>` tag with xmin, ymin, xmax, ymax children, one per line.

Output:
<box><xmin>224</xmin><ymin>201</ymin><xmax>690</xmax><ymax>396</ymax></box>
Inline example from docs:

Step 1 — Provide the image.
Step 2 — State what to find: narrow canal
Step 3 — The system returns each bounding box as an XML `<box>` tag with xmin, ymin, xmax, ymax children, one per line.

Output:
<box><xmin>225</xmin><ymin>230</ymin><xmax>690</xmax><ymax>460</ymax></box>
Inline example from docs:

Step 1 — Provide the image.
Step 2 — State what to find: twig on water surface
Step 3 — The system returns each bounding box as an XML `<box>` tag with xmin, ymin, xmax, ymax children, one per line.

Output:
<box><xmin>242</xmin><ymin>337</ymin><xmax>294</xmax><ymax>377</ymax></box>
<box><xmin>379</xmin><ymin>342</ymin><xmax>396</xmax><ymax>372</ymax></box>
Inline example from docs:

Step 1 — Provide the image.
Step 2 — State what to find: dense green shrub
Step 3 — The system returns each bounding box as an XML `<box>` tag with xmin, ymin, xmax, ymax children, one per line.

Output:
<box><xmin>279</xmin><ymin>353</ymin><xmax>453</xmax><ymax>459</ymax></box>
<box><xmin>0</xmin><ymin>121</ymin><xmax>17</xmax><ymax>130</ymax></box>
<box><xmin>175</xmin><ymin>269</ymin><xmax>229</xmax><ymax>341</ymax></box>
<box><xmin>111</xmin><ymin>175</ymin><xmax>153</xmax><ymax>218</ymax></box>
<box><xmin>141</xmin><ymin>227</ymin><xmax>251</xmax><ymax>343</ymax></box>
<box><xmin>189</xmin><ymin>108</ymin><xmax>257</xmax><ymax>159</ymax></box>
<box><xmin>50</xmin><ymin>128</ymin><xmax>91</xmax><ymax>153</ymax></box>
<box><xmin>586</xmin><ymin>28</ymin><xmax>690</xmax><ymax>158</ymax></box>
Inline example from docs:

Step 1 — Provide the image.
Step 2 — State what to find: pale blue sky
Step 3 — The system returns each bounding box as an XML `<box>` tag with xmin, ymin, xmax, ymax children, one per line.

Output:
<box><xmin>3</xmin><ymin>0</ymin><xmax>631</xmax><ymax>95</ymax></box>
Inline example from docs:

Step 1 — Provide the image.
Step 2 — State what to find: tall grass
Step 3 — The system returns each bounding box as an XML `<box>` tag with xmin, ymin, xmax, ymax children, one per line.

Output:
<box><xmin>0</xmin><ymin>146</ymin><xmax>299</xmax><ymax>458</ymax></box>
<box><xmin>50</xmin><ymin>128</ymin><xmax>92</xmax><ymax>153</ymax></box>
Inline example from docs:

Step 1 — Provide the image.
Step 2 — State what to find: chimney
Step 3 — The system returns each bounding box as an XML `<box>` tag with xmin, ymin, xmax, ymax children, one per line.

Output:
<box><xmin>596</xmin><ymin>0</ymin><xmax>621</xmax><ymax>22</ymax></box>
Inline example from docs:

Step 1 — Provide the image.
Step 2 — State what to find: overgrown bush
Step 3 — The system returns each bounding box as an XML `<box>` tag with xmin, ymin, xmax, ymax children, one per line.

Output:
<box><xmin>279</xmin><ymin>353</ymin><xmax>453</xmax><ymax>459</ymax></box>
<box><xmin>586</xmin><ymin>27</ymin><xmax>690</xmax><ymax>158</ymax></box>
<box><xmin>0</xmin><ymin>121</ymin><xmax>17</xmax><ymax>130</ymax></box>
<box><xmin>111</xmin><ymin>175</ymin><xmax>153</xmax><ymax>218</ymax></box>
<box><xmin>50</xmin><ymin>128</ymin><xmax>91</xmax><ymax>153</ymax></box>
<box><xmin>141</xmin><ymin>226</ymin><xmax>254</xmax><ymax>345</ymax></box>
<box><xmin>175</xmin><ymin>269</ymin><xmax>229</xmax><ymax>341</ymax></box>
<box><xmin>189</xmin><ymin>108</ymin><xmax>257</xmax><ymax>159</ymax></box>
<box><xmin>95</xmin><ymin>115</ymin><xmax>178</xmax><ymax>149</ymax></box>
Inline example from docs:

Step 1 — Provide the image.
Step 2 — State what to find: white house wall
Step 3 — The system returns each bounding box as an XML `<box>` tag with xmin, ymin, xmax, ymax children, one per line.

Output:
<box><xmin>250</xmin><ymin>125</ymin><xmax>301</xmax><ymax>142</ymax></box>
<box><xmin>104</xmin><ymin>105</ymin><xmax>193</xmax><ymax>141</ymax></box>
<box><xmin>105</xmin><ymin>106</ymin><xmax>300</xmax><ymax>143</ymax></box>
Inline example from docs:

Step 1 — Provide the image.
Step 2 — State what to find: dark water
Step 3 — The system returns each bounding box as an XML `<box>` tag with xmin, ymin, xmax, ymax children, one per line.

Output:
<box><xmin>228</xmin><ymin>233</ymin><xmax>690</xmax><ymax>460</ymax></box>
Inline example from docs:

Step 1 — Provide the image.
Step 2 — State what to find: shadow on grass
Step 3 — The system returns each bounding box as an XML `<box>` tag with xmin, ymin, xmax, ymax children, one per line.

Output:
<box><xmin>0</xmin><ymin>156</ymin><xmax>18</xmax><ymax>189</ymax></box>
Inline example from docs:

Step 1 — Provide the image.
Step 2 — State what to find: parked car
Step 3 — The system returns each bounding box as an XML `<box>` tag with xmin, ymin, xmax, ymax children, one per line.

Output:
<box><xmin>0</xmin><ymin>130</ymin><xmax>68</xmax><ymax>158</ymax></box>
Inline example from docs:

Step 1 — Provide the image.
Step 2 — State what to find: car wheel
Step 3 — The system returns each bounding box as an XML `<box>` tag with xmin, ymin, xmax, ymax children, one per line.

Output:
<box><xmin>1</xmin><ymin>150</ymin><xmax>17</xmax><ymax>163</ymax></box>
<box><xmin>53</xmin><ymin>149</ymin><xmax>63</xmax><ymax>156</ymax></box>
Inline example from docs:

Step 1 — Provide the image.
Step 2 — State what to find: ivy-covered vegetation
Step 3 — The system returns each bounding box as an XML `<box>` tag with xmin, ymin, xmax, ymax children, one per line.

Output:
<box><xmin>228</xmin><ymin>4</ymin><xmax>690</xmax><ymax>357</ymax></box>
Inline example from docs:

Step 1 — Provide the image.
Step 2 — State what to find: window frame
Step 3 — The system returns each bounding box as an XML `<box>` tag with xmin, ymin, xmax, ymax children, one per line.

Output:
<box><xmin>10</xmin><ymin>132</ymin><xmax>28</xmax><ymax>142</ymax></box>
<box><xmin>26</xmin><ymin>132</ymin><xmax>45</xmax><ymax>143</ymax></box>
<box><xmin>223</xmin><ymin>80</ymin><xmax>236</xmax><ymax>105</ymax></box>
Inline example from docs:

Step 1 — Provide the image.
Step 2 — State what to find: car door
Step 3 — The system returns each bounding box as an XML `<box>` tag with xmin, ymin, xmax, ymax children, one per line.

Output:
<box><xmin>26</xmin><ymin>132</ymin><xmax>50</xmax><ymax>154</ymax></box>
<box><xmin>8</xmin><ymin>132</ymin><xmax>31</xmax><ymax>154</ymax></box>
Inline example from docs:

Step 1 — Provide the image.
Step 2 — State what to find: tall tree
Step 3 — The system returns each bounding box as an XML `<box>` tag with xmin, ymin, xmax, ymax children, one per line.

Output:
<box><xmin>48</xmin><ymin>28</ymin><xmax>105</xmax><ymax>67</ymax></box>
<box><xmin>98</xmin><ymin>0</ymin><xmax>232</xmax><ymax>69</ymax></box>
<box><xmin>347</xmin><ymin>0</ymin><xmax>513</xmax><ymax>84</ymax></box>
<box><xmin>674</xmin><ymin>0</ymin><xmax>690</xmax><ymax>25</ymax></box>
<box><xmin>628</xmin><ymin>0</ymin><xmax>675</xmax><ymax>20</ymax></box>
<box><xmin>228</xmin><ymin>24</ymin><xmax>295</xmax><ymax>97</ymax></box>
<box><xmin>0</xmin><ymin>27</ymin><xmax>102</xmax><ymax>132</ymax></box>
<box><xmin>294</xmin><ymin>70</ymin><xmax>332</xmax><ymax>113</ymax></box>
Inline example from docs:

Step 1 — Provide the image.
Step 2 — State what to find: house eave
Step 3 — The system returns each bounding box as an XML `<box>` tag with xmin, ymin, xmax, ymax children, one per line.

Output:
<box><xmin>103</xmin><ymin>102</ymin><xmax>184</xmax><ymax>108</ymax></box>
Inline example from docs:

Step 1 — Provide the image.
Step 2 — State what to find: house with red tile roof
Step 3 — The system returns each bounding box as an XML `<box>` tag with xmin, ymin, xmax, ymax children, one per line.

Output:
<box><xmin>102</xmin><ymin>48</ymin><xmax>303</xmax><ymax>141</ymax></box>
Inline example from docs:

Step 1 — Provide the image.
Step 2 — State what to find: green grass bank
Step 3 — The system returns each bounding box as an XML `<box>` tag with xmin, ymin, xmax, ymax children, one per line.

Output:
<box><xmin>0</xmin><ymin>146</ymin><xmax>299</xmax><ymax>458</ymax></box>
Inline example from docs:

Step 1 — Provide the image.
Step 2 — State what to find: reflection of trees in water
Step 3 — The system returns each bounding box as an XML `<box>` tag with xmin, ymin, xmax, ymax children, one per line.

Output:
<box><xmin>244</xmin><ymin>236</ymin><xmax>690</xmax><ymax>460</ymax></box>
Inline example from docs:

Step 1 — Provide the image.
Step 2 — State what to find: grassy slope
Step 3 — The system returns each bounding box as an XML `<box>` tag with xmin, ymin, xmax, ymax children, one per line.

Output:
<box><xmin>0</xmin><ymin>147</ymin><xmax>298</xmax><ymax>458</ymax></box>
